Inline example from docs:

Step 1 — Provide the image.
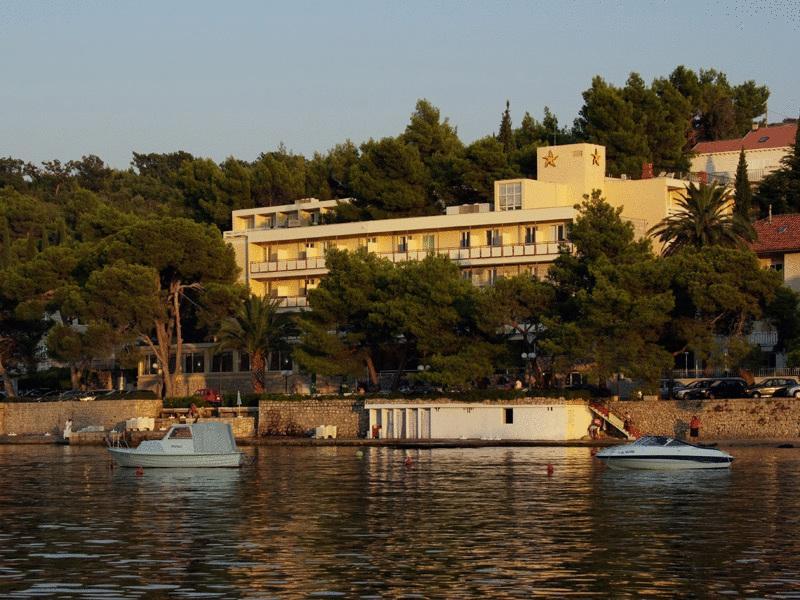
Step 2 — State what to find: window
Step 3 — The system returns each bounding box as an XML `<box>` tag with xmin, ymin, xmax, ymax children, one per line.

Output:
<box><xmin>525</xmin><ymin>226</ymin><xmax>537</xmax><ymax>245</ymax></box>
<box><xmin>145</xmin><ymin>355</ymin><xmax>159</xmax><ymax>375</ymax></box>
<box><xmin>499</xmin><ymin>182</ymin><xmax>522</xmax><ymax>211</ymax></box>
<box><xmin>305</xmin><ymin>242</ymin><xmax>315</xmax><ymax>249</ymax></box>
<box><xmin>504</xmin><ymin>408</ymin><xmax>514</xmax><ymax>424</ymax></box>
<box><xmin>397</xmin><ymin>236</ymin><xmax>408</xmax><ymax>252</ymax></box>
<box><xmin>310</xmin><ymin>212</ymin><xmax>319</xmax><ymax>225</ymax></box>
<box><xmin>486</xmin><ymin>229</ymin><xmax>501</xmax><ymax>246</ymax></box>
<box><xmin>211</xmin><ymin>352</ymin><xmax>234</xmax><ymax>373</ymax></box>
<box><xmin>422</xmin><ymin>234</ymin><xmax>435</xmax><ymax>252</ymax></box>
<box><xmin>239</xmin><ymin>353</ymin><xmax>250</xmax><ymax>372</ymax></box>
<box><xmin>184</xmin><ymin>352</ymin><xmax>205</xmax><ymax>374</ymax></box>
<box><xmin>770</xmin><ymin>260</ymin><xmax>784</xmax><ymax>272</ymax></box>
<box><xmin>269</xmin><ymin>352</ymin><xmax>293</xmax><ymax>372</ymax></box>
<box><xmin>552</xmin><ymin>224</ymin><xmax>565</xmax><ymax>242</ymax></box>
<box><xmin>460</xmin><ymin>231</ymin><xmax>471</xmax><ymax>248</ymax></box>
<box><xmin>169</xmin><ymin>427</ymin><xmax>192</xmax><ymax>439</ymax></box>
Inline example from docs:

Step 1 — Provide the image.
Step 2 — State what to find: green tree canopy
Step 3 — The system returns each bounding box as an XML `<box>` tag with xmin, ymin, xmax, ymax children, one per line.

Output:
<box><xmin>91</xmin><ymin>218</ymin><xmax>239</xmax><ymax>397</ymax></box>
<box><xmin>340</xmin><ymin>137</ymin><xmax>435</xmax><ymax>220</ymax></box>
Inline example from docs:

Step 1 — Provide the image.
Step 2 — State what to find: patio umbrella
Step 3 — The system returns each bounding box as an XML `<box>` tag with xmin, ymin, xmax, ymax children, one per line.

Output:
<box><xmin>236</xmin><ymin>390</ymin><xmax>242</xmax><ymax>407</ymax></box>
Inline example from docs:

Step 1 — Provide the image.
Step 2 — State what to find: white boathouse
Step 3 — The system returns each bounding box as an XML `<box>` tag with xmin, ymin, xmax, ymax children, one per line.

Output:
<box><xmin>365</xmin><ymin>399</ymin><xmax>595</xmax><ymax>441</ymax></box>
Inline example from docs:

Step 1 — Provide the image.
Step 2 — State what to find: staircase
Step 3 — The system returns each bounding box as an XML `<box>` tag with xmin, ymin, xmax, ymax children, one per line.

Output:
<box><xmin>589</xmin><ymin>402</ymin><xmax>640</xmax><ymax>440</ymax></box>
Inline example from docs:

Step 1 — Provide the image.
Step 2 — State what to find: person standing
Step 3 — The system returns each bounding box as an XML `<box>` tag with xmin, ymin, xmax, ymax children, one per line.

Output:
<box><xmin>689</xmin><ymin>415</ymin><xmax>701</xmax><ymax>439</ymax></box>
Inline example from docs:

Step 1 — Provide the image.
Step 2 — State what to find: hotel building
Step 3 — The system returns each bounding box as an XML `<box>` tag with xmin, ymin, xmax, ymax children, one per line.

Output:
<box><xmin>224</xmin><ymin>143</ymin><xmax>690</xmax><ymax>309</ymax></box>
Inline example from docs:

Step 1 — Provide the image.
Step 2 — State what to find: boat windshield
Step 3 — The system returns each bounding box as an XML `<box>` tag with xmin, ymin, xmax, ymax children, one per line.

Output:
<box><xmin>631</xmin><ymin>436</ymin><xmax>694</xmax><ymax>447</ymax></box>
<box><xmin>168</xmin><ymin>427</ymin><xmax>193</xmax><ymax>439</ymax></box>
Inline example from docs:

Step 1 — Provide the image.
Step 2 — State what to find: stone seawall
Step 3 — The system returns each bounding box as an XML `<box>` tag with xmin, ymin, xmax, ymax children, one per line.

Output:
<box><xmin>620</xmin><ymin>398</ymin><xmax>800</xmax><ymax>440</ymax></box>
<box><xmin>259</xmin><ymin>398</ymin><xmax>367</xmax><ymax>437</ymax></box>
<box><xmin>0</xmin><ymin>399</ymin><xmax>163</xmax><ymax>436</ymax></box>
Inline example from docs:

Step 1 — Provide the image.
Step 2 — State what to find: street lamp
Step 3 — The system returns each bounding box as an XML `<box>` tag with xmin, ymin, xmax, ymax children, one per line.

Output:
<box><xmin>521</xmin><ymin>352</ymin><xmax>534</xmax><ymax>388</ymax></box>
<box><xmin>281</xmin><ymin>357</ymin><xmax>292</xmax><ymax>394</ymax></box>
<box><xmin>684</xmin><ymin>352</ymin><xmax>689</xmax><ymax>377</ymax></box>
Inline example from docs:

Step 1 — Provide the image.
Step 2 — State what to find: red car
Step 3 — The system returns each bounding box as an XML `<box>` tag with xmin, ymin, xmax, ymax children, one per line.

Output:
<box><xmin>194</xmin><ymin>388</ymin><xmax>222</xmax><ymax>404</ymax></box>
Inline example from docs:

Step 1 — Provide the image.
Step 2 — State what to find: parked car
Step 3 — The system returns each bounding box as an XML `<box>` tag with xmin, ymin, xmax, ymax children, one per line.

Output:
<box><xmin>659</xmin><ymin>379</ymin><xmax>685</xmax><ymax>399</ymax></box>
<box><xmin>747</xmin><ymin>378</ymin><xmax>799</xmax><ymax>398</ymax></box>
<box><xmin>684</xmin><ymin>378</ymin><xmax>748</xmax><ymax>400</ymax></box>
<box><xmin>194</xmin><ymin>388</ymin><xmax>222</xmax><ymax>403</ymax></box>
<box><xmin>771</xmin><ymin>383</ymin><xmax>800</xmax><ymax>399</ymax></box>
<box><xmin>673</xmin><ymin>379</ymin><xmax>712</xmax><ymax>399</ymax></box>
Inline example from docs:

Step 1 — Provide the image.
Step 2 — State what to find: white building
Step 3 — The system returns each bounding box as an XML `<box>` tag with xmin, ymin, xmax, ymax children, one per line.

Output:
<box><xmin>366</xmin><ymin>400</ymin><xmax>594</xmax><ymax>441</ymax></box>
<box><xmin>691</xmin><ymin>121</ymin><xmax>797</xmax><ymax>185</ymax></box>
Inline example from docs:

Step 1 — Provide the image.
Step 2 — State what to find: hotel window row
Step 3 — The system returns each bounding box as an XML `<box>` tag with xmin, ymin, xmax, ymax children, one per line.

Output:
<box><xmin>143</xmin><ymin>351</ymin><xmax>293</xmax><ymax>375</ymax></box>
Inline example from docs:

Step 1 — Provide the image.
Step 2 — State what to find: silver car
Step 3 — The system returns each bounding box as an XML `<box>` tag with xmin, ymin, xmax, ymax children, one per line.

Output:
<box><xmin>747</xmin><ymin>378</ymin><xmax>799</xmax><ymax>398</ymax></box>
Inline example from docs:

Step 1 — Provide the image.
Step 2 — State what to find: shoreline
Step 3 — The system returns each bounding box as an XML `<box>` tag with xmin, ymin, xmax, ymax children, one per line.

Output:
<box><xmin>1</xmin><ymin>434</ymin><xmax>798</xmax><ymax>449</ymax></box>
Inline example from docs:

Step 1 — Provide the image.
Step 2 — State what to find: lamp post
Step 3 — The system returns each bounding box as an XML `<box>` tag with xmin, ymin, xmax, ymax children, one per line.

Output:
<box><xmin>521</xmin><ymin>352</ymin><xmax>534</xmax><ymax>388</ymax></box>
<box><xmin>684</xmin><ymin>352</ymin><xmax>689</xmax><ymax>377</ymax></box>
<box><xmin>282</xmin><ymin>357</ymin><xmax>292</xmax><ymax>394</ymax></box>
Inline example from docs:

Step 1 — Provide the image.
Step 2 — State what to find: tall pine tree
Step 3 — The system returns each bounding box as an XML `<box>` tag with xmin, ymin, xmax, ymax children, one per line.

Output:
<box><xmin>498</xmin><ymin>100</ymin><xmax>515</xmax><ymax>154</ymax></box>
<box><xmin>734</xmin><ymin>148</ymin><xmax>752</xmax><ymax>220</ymax></box>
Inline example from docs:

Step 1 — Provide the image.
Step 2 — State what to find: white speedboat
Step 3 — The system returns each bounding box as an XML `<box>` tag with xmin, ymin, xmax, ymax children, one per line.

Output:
<box><xmin>596</xmin><ymin>435</ymin><xmax>733</xmax><ymax>470</ymax></box>
<box><xmin>107</xmin><ymin>422</ymin><xmax>243</xmax><ymax>468</ymax></box>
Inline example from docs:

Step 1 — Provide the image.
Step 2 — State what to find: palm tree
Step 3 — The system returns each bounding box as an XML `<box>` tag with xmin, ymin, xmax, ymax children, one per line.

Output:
<box><xmin>649</xmin><ymin>181</ymin><xmax>754</xmax><ymax>256</ymax></box>
<box><xmin>215</xmin><ymin>295</ymin><xmax>294</xmax><ymax>393</ymax></box>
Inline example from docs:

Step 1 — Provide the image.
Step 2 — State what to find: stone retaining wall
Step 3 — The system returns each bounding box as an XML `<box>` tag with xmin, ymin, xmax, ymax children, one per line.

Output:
<box><xmin>259</xmin><ymin>398</ymin><xmax>367</xmax><ymax>437</ymax></box>
<box><xmin>0</xmin><ymin>399</ymin><xmax>163</xmax><ymax>436</ymax></box>
<box><xmin>619</xmin><ymin>398</ymin><xmax>800</xmax><ymax>440</ymax></box>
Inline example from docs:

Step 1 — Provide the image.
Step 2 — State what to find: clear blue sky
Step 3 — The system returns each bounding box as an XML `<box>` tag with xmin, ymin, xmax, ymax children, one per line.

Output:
<box><xmin>1</xmin><ymin>0</ymin><xmax>798</xmax><ymax>168</ymax></box>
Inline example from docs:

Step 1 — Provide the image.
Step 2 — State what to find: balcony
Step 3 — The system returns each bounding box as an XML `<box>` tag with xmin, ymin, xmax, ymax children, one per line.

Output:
<box><xmin>274</xmin><ymin>296</ymin><xmax>308</xmax><ymax>309</ymax></box>
<box><xmin>249</xmin><ymin>241</ymin><xmax>572</xmax><ymax>276</ymax></box>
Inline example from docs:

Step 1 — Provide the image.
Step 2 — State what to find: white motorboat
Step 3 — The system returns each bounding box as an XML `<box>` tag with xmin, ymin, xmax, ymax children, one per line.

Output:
<box><xmin>596</xmin><ymin>435</ymin><xmax>733</xmax><ymax>470</ymax></box>
<box><xmin>107</xmin><ymin>422</ymin><xmax>243</xmax><ymax>468</ymax></box>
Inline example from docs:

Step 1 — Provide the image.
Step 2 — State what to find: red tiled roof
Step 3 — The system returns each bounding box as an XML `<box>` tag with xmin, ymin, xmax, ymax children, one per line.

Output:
<box><xmin>693</xmin><ymin>123</ymin><xmax>797</xmax><ymax>154</ymax></box>
<box><xmin>752</xmin><ymin>214</ymin><xmax>800</xmax><ymax>254</ymax></box>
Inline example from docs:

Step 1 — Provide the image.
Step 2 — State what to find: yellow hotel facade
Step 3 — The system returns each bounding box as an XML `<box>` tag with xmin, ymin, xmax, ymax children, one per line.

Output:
<box><xmin>224</xmin><ymin>143</ymin><xmax>689</xmax><ymax>307</ymax></box>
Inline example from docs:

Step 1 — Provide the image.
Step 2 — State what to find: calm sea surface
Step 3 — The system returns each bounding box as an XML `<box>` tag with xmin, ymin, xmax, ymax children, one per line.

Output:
<box><xmin>1</xmin><ymin>444</ymin><xmax>799</xmax><ymax>598</ymax></box>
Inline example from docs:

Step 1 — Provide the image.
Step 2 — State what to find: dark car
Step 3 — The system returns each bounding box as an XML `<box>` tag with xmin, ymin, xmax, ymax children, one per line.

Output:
<box><xmin>673</xmin><ymin>379</ymin><xmax>712</xmax><ymax>399</ymax></box>
<box><xmin>684</xmin><ymin>378</ymin><xmax>747</xmax><ymax>400</ymax></box>
<box><xmin>746</xmin><ymin>377</ymin><xmax>799</xmax><ymax>398</ymax></box>
<box><xmin>194</xmin><ymin>388</ymin><xmax>222</xmax><ymax>403</ymax></box>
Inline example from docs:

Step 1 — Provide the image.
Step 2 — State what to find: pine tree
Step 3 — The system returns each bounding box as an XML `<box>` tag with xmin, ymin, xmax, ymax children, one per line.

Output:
<box><xmin>498</xmin><ymin>100</ymin><xmax>515</xmax><ymax>154</ymax></box>
<box><xmin>57</xmin><ymin>219</ymin><xmax>68</xmax><ymax>245</ymax></box>
<box><xmin>0</xmin><ymin>217</ymin><xmax>11</xmax><ymax>267</ymax></box>
<box><xmin>25</xmin><ymin>233</ymin><xmax>36</xmax><ymax>258</ymax></box>
<box><xmin>734</xmin><ymin>148</ymin><xmax>752</xmax><ymax>220</ymax></box>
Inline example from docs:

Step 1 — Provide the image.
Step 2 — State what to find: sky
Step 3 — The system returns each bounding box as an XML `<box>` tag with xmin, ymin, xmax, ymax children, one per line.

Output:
<box><xmin>1</xmin><ymin>0</ymin><xmax>799</xmax><ymax>168</ymax></box>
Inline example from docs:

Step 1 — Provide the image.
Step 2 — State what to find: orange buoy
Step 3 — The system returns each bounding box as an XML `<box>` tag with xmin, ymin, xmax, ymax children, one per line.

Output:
<box><xmin>135</xmin><ymin>466</ymin><xmax>144</xmax><ymax>476</ymax></box>
<box><xmin>404</xmin><ymin>456</ymin><xmax>414</xmax><ymax>467</ymax></box>
<box><xmin>546</xmin><ymin>464</ymin><xmax>554</xmax><ymax>476</ymax></box>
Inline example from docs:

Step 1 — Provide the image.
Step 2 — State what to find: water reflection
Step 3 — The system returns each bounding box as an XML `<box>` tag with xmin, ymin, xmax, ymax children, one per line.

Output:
<box><xmin>1</xmin><ymin>445</ymin><xmax>800</xmax><ymax>597</ymax></box>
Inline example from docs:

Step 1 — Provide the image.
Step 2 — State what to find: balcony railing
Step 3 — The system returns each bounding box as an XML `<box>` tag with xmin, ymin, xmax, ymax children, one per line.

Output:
<box><xmin>274</xmin><ymin>296</ymin><xmax>308</xmax><ymax>309</ymax></box>
<box><xmin>250</xmin><ymin>241</ymin><xmax>572</xmax><ymax>275</ymax></box>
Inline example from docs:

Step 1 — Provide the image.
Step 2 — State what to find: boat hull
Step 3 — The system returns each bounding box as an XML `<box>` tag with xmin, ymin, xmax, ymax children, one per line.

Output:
<box><xmin>599</xmin><ymin>456</ymin><xmax>732</xmax><ymax>470</ymax></box>
<box><xmin>108</xmin><ymin>448</ymin><xmax>243</xmax><ymax>468</ymax></box>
